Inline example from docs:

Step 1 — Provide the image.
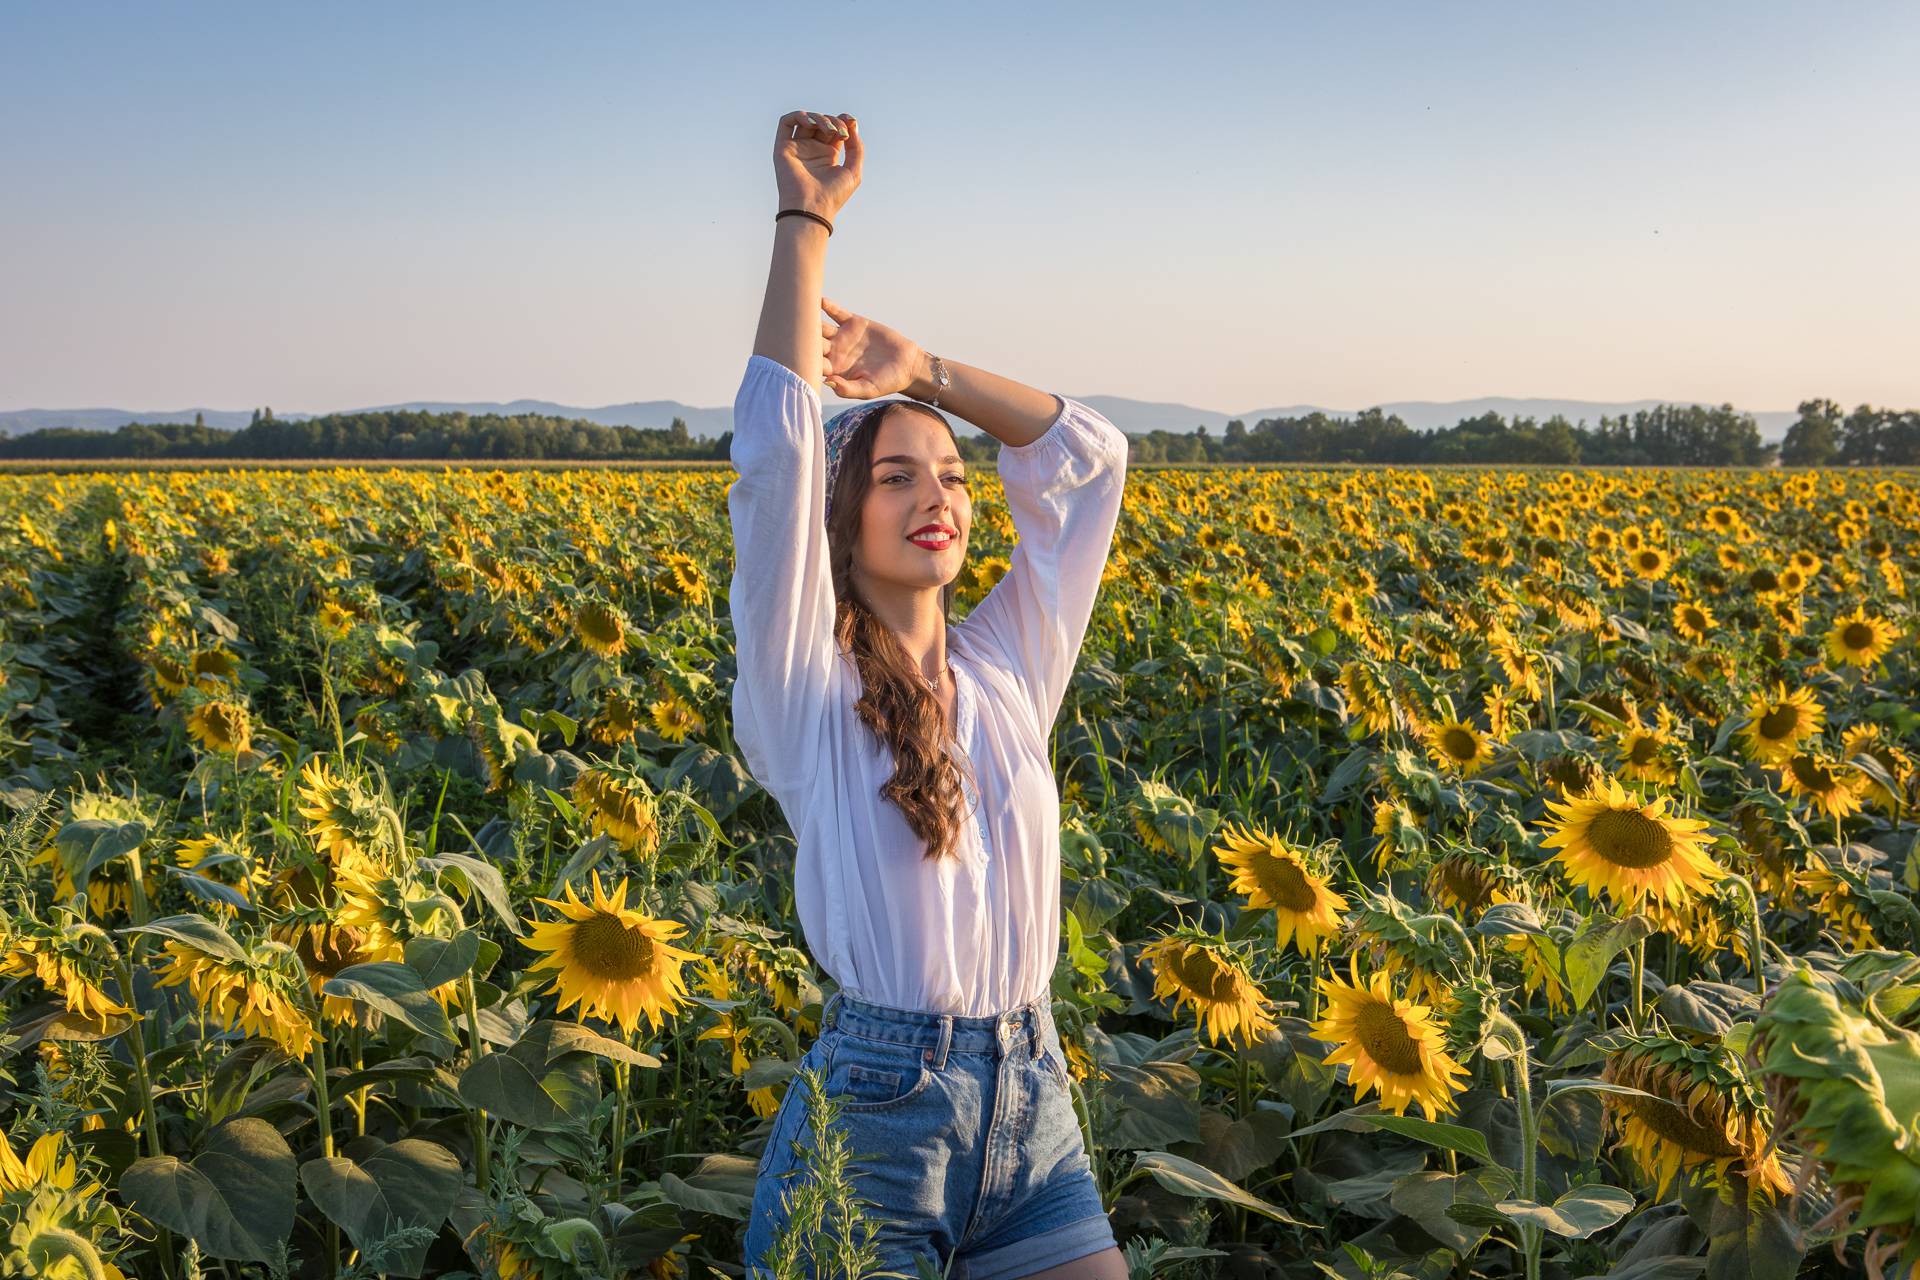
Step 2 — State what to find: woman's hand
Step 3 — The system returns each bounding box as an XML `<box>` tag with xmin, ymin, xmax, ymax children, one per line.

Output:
<box><xmin>774</xmin><ymin>111</ymin><xmax>862</xmax><ymax>219</ymax></box>
<box><xmin>820</xmin><ymin>297</ymin><xmax>923</xmax><ymax>400</ymax></box>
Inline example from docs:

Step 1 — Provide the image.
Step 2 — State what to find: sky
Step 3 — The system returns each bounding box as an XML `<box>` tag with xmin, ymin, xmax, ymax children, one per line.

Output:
<box><xmin>3</xmin><ymin>0</ymin><xmax>1916</xmax><ymax>418</ymax></box>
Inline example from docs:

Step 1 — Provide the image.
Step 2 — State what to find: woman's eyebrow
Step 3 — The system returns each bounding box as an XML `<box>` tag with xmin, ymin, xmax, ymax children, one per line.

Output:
<box><xmin>871</xmin><ymin>454</ymin><xmax>963</xmax><ymax>466</ymax></box>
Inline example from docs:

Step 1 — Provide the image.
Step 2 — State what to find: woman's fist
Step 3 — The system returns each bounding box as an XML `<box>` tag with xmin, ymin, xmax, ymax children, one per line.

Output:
<box><xmin>774</xmin><ymin>111</ymin><xmax>862</xmax><ymax>220</ymax></box>
<box><xmin>819</xmin><ymin>296</ymin><xmax>922</xmax><ymax>400</ymax></box>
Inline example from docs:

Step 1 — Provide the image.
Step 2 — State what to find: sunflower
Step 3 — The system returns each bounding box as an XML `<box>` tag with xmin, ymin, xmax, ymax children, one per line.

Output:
<box><xmin>1671</xmin><ymin>599</ymin><xmax>1717</xmax><ymax>644</ymax></box>
<box><xmin>295</xmin><ymin>757</ymin><xmax>389</xmax><ymax>871</ymax></box>
<box><xmin>332</xmin><ymin>859</ymin><xmax>446</xmax><ymax>956</ymax></box>
<box><xmin>173</xmin><ymin>831</ymin><xmax>272</xmax><ymax>914</ymax></box>
<box><xmin>1312</xmin><ymin>958</ymin><xmax>1468</xmax><ymax>1119</ymax></box>
<box><xmin>1540</xmin><ymin>775</ymin><xmax>1721</xmax><ymax>909</ymax></box>
<box><xmin>1487</xmin><ymin>622</ymin><xmax>1544</xmax><ymax>700</ymax></box>
<box><xmin>588</xmin><ymin>691</ymin><xmax>643</xmax><ymax>746</ymax></box>
<box><xmin>1795</xmin><ymin>864</ymin><xmax>1881</xmax><ymax>949</ymax></box>
<box><xmin>522</xmin><ymin>871</ymin><xmax>702</xmax><ymax>1037</ymax></box>
<box><xmin>690</xmin><ymin>958</ymin><xmax>778</xmax><ymax>1117</ymax></box>
<box><xmin>573</xmin><ymin>601</ymin><xmax>629</xmax><ymax>658</ymax></box>
<box><xmin>1603</xmin><ymin>1034</ymin><xmax>1790</xmax><ymax>1200</ymax></box>
<box><xmin>648</xmin><ymin>690</ymin><xmax>706</xmax><ymax>744</ymax></box>
<box><xmin>1210</xmin><ymin>821</ymin><xmax>1347</xmax><ymax>956</ymax></box>
<box><xmin>1421</xmin><ymin>716</ymin><xmax>1496</xmax><ymax>777</ymax></box>
<box><xmin>1775</xmin><ymin>751</ymin><xmax>1867</xmax><ymax>822</ymax></box>
<box><xmin>1824</xmin><ymin>605</ymin><xmax>1900</xmax><ymax>668</ymax></box>
<box><xmin>152</xmin><ymin>941</ymin><xmax>316</xmax><ymax>1059</ymax></box>
<box><xmin>571</xmin><ymin>765</ymin><xmax>661</xmax><ymax>857</ymax></box>
<box><xmin>1370</xmin><ymin>796</ymin><xmax>1426</xmax><ymax>872</ymax></box>
<box><xmin>1735</xmin><ymin>683</ymin><xmax>1825</xmax><ymax>765</ymax></box>
<box><xmin>0</xmin><ymin>926</ymin><xmax>129</xmax><ymax>1028</ymax></box>
<box><xmin>1140</xmin><ymin>929</ymin><xmax>1278</xmax><ymax>1050</ymax></box>
<box><xmin>185</xmin><ymin>698</ymin><xmax>252</xmax><ymax>757</ymax></box>
<box><xmin>1338</xmin><ymin>661</ymin><xmax>1398</xmax><ymax>738</ymax></box>
<box><xmin>279</xmin><ymin>918</ymin><xmax>404</xmax><ymax>1027</ymax></box>
<box><xmin>1614</xmin><ymin>704</ymin><xmax>1682</xmax><ymax>786</ymax></box>
<box><xmin>1840</xmin><ymin>722</ymin><xmax>1914</xmax><ymax>814</ymax></box>
<box><xmin>1629</xmin><ymin>545</ymin><xmax>1673</xmax><ymax>582</ymax></box>
<box><xmin>1427</xmin><ymin>851</ymin><xmax>1519</xmax><ymax>919</ymax></box>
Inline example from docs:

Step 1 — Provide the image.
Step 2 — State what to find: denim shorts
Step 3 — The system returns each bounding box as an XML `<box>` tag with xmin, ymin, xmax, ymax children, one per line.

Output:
<box><xmin>744</xmin><ymin>988</ymin><xmax>1117</xmax><ymax>1279</ymax></box>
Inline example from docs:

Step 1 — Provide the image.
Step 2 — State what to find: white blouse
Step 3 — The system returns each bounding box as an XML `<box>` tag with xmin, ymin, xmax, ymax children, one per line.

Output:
<box><xmin>726</xmin><ymin>353</ymin><xmax>1129</xmax><ymax>1017</ymax></box>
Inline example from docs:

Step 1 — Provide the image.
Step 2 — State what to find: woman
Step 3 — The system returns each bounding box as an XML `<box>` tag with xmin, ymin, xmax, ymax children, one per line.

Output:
<box><xmin>733</xmin><ymin>109</ymin><xmax>1130</xmax><ymax>1280</ymax></box>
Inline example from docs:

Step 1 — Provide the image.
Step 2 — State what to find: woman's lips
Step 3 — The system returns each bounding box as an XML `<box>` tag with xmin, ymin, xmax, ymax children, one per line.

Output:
<box><xmin>907</xmin><ymin>533</ymin><xmax>954</xmax><ymax>549</ymax></box>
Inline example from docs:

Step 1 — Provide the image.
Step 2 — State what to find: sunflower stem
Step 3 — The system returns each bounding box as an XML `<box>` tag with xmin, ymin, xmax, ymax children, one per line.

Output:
<box><xmin>1493</xmin><ymin>1012</ymin><xmax>1541</xmax><ymax>1280</ymax></box>
<box><xmin>462</xmin><ymin>969</ymin><xmax>492</xmax><ymax>1194</ymax></box>
<box><xmin>1734</xmin><ymin>875</ymin><xmax>1768</xmax><ymax>999</ymax></box>
<box><xmin>1628</xmin><ymin>938</ymin><xmax>1646</xmax><ymax>1033</ymax></box>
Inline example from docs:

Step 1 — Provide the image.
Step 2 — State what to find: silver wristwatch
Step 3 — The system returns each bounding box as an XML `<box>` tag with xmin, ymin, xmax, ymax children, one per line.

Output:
<box><xmin>921</xmin><ymin>354</ymin><xmax>951</xmax><ymax>408</ymax></box>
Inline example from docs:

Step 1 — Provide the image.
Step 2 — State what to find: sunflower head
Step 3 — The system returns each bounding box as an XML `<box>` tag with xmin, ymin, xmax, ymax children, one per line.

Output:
<box><xmin>1825</xmin><ymin>606</ymin><xmax>1900</xmax><ymax>669</ymax></box>
<box><xmin>522</xmin><ymin>870</ymin><xmax>702</xmax><ymax>1037</ymax></box>
<box><xmin>1140</xmin><ymin>927</ymin><xmax>1278</xmax><ymax>1051</ymax></box>
<box><xmin>570</xmin><ymin>763</ymin><xmax>661</xmax><ymax>857</ymax></box>
<box><xmin>1540</xmin><ymin>775</ymin><xmax>1721</xmax><ymax>910</ymax></box>
<box><xmin>1210</xmin><ymin>822</ymin><xmax>1347</xmax><ymax>956</ymax></box>
<box><xmin>1737</xmin><ymin>683</ymin><xmax>1826</xmax><ymax>765</ymax></box>
<box><xmin>1312</xmin><ymin>957</ymin><xmax>1469</xmax><ymax>1119</ymax></box>
<box><xmin>1604</xmin><ymin>1032</ymin><xmax>1789</xmax><ymax>1202</ymax></box>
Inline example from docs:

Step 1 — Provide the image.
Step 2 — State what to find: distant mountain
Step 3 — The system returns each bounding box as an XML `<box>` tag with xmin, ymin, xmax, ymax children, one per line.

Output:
<box><xmin>0</xmin><ymin>394</ymin><xmax>1802</xmax><ymax>442</ymax></box>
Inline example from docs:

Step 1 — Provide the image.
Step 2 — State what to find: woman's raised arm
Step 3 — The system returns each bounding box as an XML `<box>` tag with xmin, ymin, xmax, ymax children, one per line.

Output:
<box><xmin>728</xmin><ymin>111</ymin><xmax>862</xmax><ymax>800</ymax></box>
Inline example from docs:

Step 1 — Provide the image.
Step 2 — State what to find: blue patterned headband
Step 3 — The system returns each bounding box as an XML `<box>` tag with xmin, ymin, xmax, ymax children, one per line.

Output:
<box><xmin>823</xmin><ymin>399</ymin><xmax>915</xmax><ymax>524</ymax></box>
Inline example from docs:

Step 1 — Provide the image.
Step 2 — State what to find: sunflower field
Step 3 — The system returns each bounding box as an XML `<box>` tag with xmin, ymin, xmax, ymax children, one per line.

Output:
<box><xmin>0</xmin><ymin>462</ymin><xmax>1918</xmax><ymax>1280</ymax></box>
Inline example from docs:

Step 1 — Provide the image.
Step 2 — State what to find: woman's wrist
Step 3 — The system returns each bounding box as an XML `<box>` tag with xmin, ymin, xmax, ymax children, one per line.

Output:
<box><xmin>903</xmin><ymin>347</ymin><xmax>937</xmax><ymax>400</ymax></box>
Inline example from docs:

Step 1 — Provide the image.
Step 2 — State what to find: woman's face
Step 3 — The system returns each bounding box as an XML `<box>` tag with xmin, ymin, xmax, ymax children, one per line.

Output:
<box><xmin>854</xmin><ymin>407</ymin><xmax>970</xmax><ymax>593</ymax></box>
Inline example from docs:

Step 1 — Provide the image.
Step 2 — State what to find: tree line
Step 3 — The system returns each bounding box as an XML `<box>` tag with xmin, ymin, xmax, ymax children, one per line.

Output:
<box><xmin>1</xmin><ymin>398</ymin><xmax>1912</xmax><ymax>466</ymax></box>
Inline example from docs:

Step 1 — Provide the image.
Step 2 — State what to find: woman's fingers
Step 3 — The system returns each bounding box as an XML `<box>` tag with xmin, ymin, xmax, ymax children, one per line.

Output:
<box><xmin>777</xmin><ymin>110</ymin><xmax>853</xmax><ymax>147</ymax></box>
<box><xmin>838</xmin><ymin>116</ymin><xmax>862</xmax><ymax>178</ymax></box>
<box><xmin>821</xmin><ymin>297</ymin><xmax>850</xmax><ymax>321</ymax></box>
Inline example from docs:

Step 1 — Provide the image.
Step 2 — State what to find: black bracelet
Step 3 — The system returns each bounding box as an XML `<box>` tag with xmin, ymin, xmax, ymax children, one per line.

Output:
<box><xmin>776</xmin><ymin>208</ymin><xmax>834</xmax><ymax>236</ymax></box>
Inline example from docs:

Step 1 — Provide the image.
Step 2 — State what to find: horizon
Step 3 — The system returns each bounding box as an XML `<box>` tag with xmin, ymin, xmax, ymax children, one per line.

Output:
<box><xmin>3</xmin><ymin>1</ymin><xmax>1916</xmax><ymax>414</ymax></box>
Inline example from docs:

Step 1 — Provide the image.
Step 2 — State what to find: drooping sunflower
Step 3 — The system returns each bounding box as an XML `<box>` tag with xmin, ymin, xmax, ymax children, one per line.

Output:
<box><xmin>1824</xmin><ymin>605</ymin><xmax>1900</xmax><ymax>669</ymax></box>
<box><xmin>522</xmin><ymin>871</ymin><xmax>702</xmax><ymax>1038</ymax></box>
<box><xmin>1427</xmin><ymin>850</ymin><xmax>1520</xmax><ymax>920</ymax></box>
<box><xmin>152</xmin><ymin>941</ymin><xmax>316</xmax><ymax>1059</ymax></box>
<box><xmin>295</xmin><ymin>757</ymin><xmax>389</xmax><ymax>871</ymax></box>
<box><xmin>1603</xmin><ymin>1034</ymin><xmax>1790</xmax><ymax>1200</ymax></box>
<box><xmin>571</xmin><ymin>764</ymin><xmax>661</xmax><ymax>857</ymax></box>
<box><xmin>1210</xmin><ymin>821</ymin><xmax>1347</xmax><ymax>956</ymax></box>
<box><xmin>0</xmin><ymin>925</ymin><xmax>129</xmax><ymax>1028</ymax></box>
<box><xmin>1840</xmin><ymin>722</ymin><xmax>1915</xmax><ymax>814</ymax></box>
<box><xmin>1540</xmin><ymin>775</ymin><xmax>1721</xmax><ymax>910</ymax></box>
<box><xmin>1312</xmin><ymin>958</ymin><xmax>1469</xmax><ymax>1119</ymax></box>
<box><xmin>1140</xmin><ymin>928</ymin><xmax>1278</xmax><ymax>1050</ymax></box>
<box><xmin>1774</xmin><ymin>750</ymin><xmax>1867</xmax><ymax>822</ymax></box>
<box><xmin>1735</xmin><ymin>683</ymin><xmax>1825</xmax><ymax>765</ymax></box>
<box><xmin>587</xmin><ymin>690</ymin><xmax>643</xmax><ymax>746</ymax></box>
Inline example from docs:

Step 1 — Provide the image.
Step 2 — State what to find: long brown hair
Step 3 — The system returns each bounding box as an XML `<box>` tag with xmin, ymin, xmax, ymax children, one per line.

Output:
<box><xmin>825</xmin><ymin>401</ymin><xmax>978</xmax><ymax>862</ymax></box>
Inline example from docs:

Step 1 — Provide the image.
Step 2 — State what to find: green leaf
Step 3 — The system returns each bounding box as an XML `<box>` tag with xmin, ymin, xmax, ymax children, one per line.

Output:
<box><xmin>1392</xmin><ymin>1169</ymin><xmax>1511</xmax><ymax>1255</ymax></box>
<box><xmin>322</xmin><ymin>962</ymin><xmax>458</xmax><ymax>1055</ymax></box>
<box><xmin>1131</xmin><ymin>1151</ymin><xmax>1315</xmax><ymax>1227</ymax></box>
<box><xmin>118</xmin><ymin>1118</ymin><xmax>296</xmax><ymax>1263</ymax></box>
<box><xmin>1292</xmin><ymin>1107</ymin><xmax>1491</xmax><ymax>1162</ymax></box>
<box><xmin>1497</xmin><ymin>1184</ymin><xmax>1635</xmax><ymax>1239</ymax></box>
<box><xmin>541</xmin><ymin>1020</ymin><xmax>662</xmax><ymax>1069</ymax></box>
<box><xmin>419</xmin><ymin>851</ymin><xmax>525</xmax><ymax>937</ymax></box>
<box><xmin>121</xmin><ymin>914</ymin><xmax>249</xmax><ymax>965</ymax></box>
<box><xmin>404</xmin><ymin>932</ymin><xmax>482</xmax><ymax>992</ymax></box>
<box><xmin>299</xmin><ymin>1139</ymin><xmax>462</xmax><ymax>1277</ymax></box>
<box><xmin>55</xmin><ymin>819</ymin><xmax>146</xmax><ymax>894</ymax></box>
<box><xmin>1565</xmin><ymin>913</ymin><xmax>1655</xmax><ymax>1007</ymax></box>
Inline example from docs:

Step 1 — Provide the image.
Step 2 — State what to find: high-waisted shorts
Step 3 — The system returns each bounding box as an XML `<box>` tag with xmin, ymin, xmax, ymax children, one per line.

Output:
<box><xmin>743</xmin><ymin>987</ymin><xmax>1118</xmax><ymax>1279</ymax></box>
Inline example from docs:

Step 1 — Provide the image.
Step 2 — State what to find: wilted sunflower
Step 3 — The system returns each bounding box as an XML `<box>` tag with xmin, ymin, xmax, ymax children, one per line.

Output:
<box><xmin>573</xmin><ymin>600</ymin><xmax>629</xmax><ymax>658</ymax></box>
<box><xmin>571</xmin><ymin>764</ymin><xmax>661</xmax><ymax>857</ymax></box>
<box><xmin>295</xmin><ymin>757</ymin><xmax>389</xmax><ymax>871</ymax></box>
<box><xmin>588</xmin><ymin>690</ymin><xmax>643</xmax><ymax>746</ymax></box>
<box><xmin>1210</xmin><ymin>821</ymin><xmax>1347</xmax><ymax>956</ymax></box>
<box><xmin>1603</xmin><ymin>1034</ymin><xmax>1789</xmax><ymax>1200</ymax></box>
<box><xmin>523</xmin><ymin>871</ymin><xmax>702</xmax><ymax>1037</ymax></box>
<box><xmin>152</xmin><ymin>941</ymin><xmax>316</xmax><ymax>1059</ymax></box>
<box><xmin>1735</xmin><ymin>683</ymin><xmax>1825</xmax><ymax>765</ymax></box>
<box><xmin>1840</xmin><ymin>722</ymin><xmax>1914</xmax><ymax>814</ymax></box>
<box><xmin>0</xmin><ymin>925</ymin><xmax>129</xmax><ymax>1028</ymax></box>
<box><xmin>185</xmin><ymin>698</ymin><xmax>252</xmax><ymax>757</ymax></box>
<box><xmin>1427</xmin><ymin>851</ymin><xmax>1520</xmax><ymax>920</ymax></box>
<box><xmin>1338</xmin><ymin>661</ymin><xmax>1399</xmax><ymax>738</ymax></box>
<box><xmin>1540</xmin><ymin>775</ymin><xmax>1720</xmax><ymax>909</ymax></box>
<box><xmin>1671</xmin><ymin>598</ymin><xmax>1717</xmax><ymax>644</ymax></box>
<box><xmin>1775</xmin><ymin>750</ymin><xmax>1867</xmax><ymax>822</ymax></box>
<box><xmin>1824</xmin><ymin>605</ymin><xmax>1900</xmax><ymax>669</ymax></box>
<box><xmin>1312</xmin><ymin>958</ymin><xmax>1468</xmax><ymax>1119</ymax></box>
<box><xmin>1140</xmin><ymin>928</ymin><xmax>1278</xmax><ymax>1050</ymax></box>
<box><xmin>1370</xmin><ymin>796</ymin><xmax>1426</xmax><ymax>872</ymax></box>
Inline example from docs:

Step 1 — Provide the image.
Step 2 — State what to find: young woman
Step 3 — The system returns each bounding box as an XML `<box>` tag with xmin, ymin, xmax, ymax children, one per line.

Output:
<box><xmin>733</xmin><ymin>109</ymin><xmax>1131</xmax><ymax>1280</ymax></box>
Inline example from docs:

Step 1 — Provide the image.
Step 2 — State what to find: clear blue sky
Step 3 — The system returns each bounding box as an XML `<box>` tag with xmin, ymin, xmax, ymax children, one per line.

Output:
<box><xmin>3</xmin><ymin>0</ymin><xmax>1916</xmax><ymax>416</ymax></box>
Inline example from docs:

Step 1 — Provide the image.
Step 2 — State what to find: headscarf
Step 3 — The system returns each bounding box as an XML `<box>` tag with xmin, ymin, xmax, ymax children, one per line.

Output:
<box><xmin>822</xmin><ymin>399</ymin><xmax>914</xmax><ymax>524</ymax></box>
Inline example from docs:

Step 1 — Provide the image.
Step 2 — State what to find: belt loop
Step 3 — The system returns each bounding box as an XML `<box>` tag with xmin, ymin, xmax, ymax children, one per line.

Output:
<box><xmin>930</xmin><ymin>1013</ymin><xmax>952</xmax><ymax>1071</ymax></box>
<box><xmin>822</xmin><ymin>989</ymin><xmax>841</xmax><ymax>1031</ymax></box>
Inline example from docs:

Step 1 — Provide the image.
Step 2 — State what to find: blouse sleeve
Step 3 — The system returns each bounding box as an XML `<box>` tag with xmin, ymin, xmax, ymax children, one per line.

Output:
<box><xmin>726</xmin><ymin>353</ymin><xmax>841</xmax><ymax>799</ymax></box>
<box><xmin>955</xmin><ymin>394</ymin><xmax>1129</xmax><ymax>737</ymax></box>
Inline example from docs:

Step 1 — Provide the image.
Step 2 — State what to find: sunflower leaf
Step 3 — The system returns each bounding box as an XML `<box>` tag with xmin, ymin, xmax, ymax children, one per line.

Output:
<box><xmin>1130</xmin><ymin>1150</ymin><xmax>1316</xmax><ymax>1227</ymax></box>
<box><xmin>118</xmin><ymin>1117</ymin><xmax>296</xmax><ymax>1263</ymax></box>
<box><xmin>1564</xmin><ymin>913</ymin><xmax>1656</xmax><ymax>1008</ymax></box>
<box><xmin>322</xmin><ymin>962</ymin><xmax>459</xmax><ymax>1056</ymax></box>
<box><xmin>419</xmin><ymin>850</ymin><xmax>525</xmax><ymax>938</ymax></box>
<box><xmin>1496</xmin><ymin>1184</ymin><xmax>1635</xmax><ymax>1239</ymax></box>
<box><xmin>121</xmin><ymin>913</ymin><xmax>250</xmax><ymax>966</ymax></box>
